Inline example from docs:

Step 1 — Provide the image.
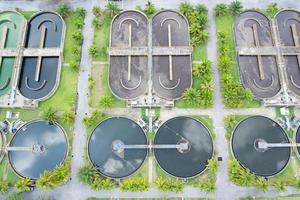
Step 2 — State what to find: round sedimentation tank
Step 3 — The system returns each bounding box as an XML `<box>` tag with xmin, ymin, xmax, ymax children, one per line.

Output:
<box><xmin>231</xmin><ymin>116</ymin><xmax>290</xmax><ymax>177</ymax></box>
<box><xmin>88</xmin><ymin>117</ymin><xmax>147</xmax><ymax>179</ymax></box>
<box><xmin>8</xmin><ymin>120</ymin><xmax>68</xmax><ymax>179</ymax></box>
<box><xmin>154</xmin><ymin>116</ymin><xmax>213</xmax><ymax>179</ymax></box>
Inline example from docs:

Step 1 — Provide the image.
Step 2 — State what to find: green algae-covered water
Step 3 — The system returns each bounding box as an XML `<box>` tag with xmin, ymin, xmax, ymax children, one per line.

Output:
<box><xmin>0</xmin><ymin>11</ymin><xmax>25</xmax><ymax>96</ymax></box>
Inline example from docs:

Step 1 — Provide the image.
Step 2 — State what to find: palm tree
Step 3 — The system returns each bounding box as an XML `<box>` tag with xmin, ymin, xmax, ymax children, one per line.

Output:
<box><xmin>183</xmin><ymin>88</ymin><xmax>200</xmax><ymax>106</ymax></box>
<box><xmin>99</xmin><ymin>95</ymin><xmax>113</xmax><ymax>109</ymax></box>
<box><xmin>92</xmin><ymin>6</ymin><xmax>103</xmax><ymax>18</ymax></box>
<box><xmin>229</xmin><ymin>0</ymin><xmax>243</xmax><ymax>16</ymax></box>
<box><xmin>256</xmin><ymin>177</ymin><xmax>268</xmax><ymax>192</ymax></box>
<box><xmin>57</xmin><ymin>3</ymin><xmax>71</xmax><ymax>18</ymax></box>
<box><xmin>266</xmin><ymin>3</ymin><xmax>278</xmax><ymax>17</ymax></box>
<box><xmin>42</xmin><ymin>107</ymin><xmax>58</xmax><ymax>124</ymax></box>
<box><xmin>77</xmin><ymin>164</ymin><xmax>98</xmax><ymax>185</ymax></box>
<box><xmin>15</xmin><ymin>178</ymin><xmax>32</xmax><ymax>192</ymax></box>
<box><xmin>0</xmin><ymin>180</ymin><xmax>8</xmax><ymax>194</ymax></box>
<box><xmin>144</xmin><ymin>1</ymin><xmax>156</xmax><ymax>17</ymax></box>
<box><xmin>61</xmin><ymin>111</ymin><xmax>75</xmax><ymax>124</ymax></box>
<box><xmin>105</xmin><ymin>2</ymin><xmax>121</xmax><ymax>18</ymax></box>
<box><xmin>214</xmin><ymin>3</ymin><xmax>228</xmax><ymax>16</ymax></box>
<box><xmin>179</xmin><ymin>2</ymin><xmax>193</xmax><ymax>17</ymax></box>
<box><xmin>272</xmin><ymin>180</ymin><xmax>286</xmax><ymax>192</ymax></box>
<box><xmin>207</xmin><ymin>158</ymin><xmax>219</xmax><ymax>174</ymax></box>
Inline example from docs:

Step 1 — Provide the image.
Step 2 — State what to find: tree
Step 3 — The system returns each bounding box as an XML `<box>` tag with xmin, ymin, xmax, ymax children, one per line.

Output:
<box><xmin>15</xmin><ymin>178</ymin><xmax>32</xmax><ymax>192</ymax></box>
<box><xmin>266</xmin><ymin>3</ymin><xmax>278</xmax><ymax>17</ymax></box>
<box><xmin>199</xmin><ymin>179</ymin><xmax>216</xmax><ymax>192</ymax></box>
<box><xmin>155</xmin><ymin>177</ymin><xmax>183</xmax><ymax>193</ymax></box>
<box><xmin>77</xmin><ymin>164</ymin><xmax>98</xmax><ymax>185</ymax></box>
<box><xmin>192</xmin><ymin>59</ymin><xmax>212</xmax><ymax>79</ymax></box>
<box><xmin>99</xmin><ymin>95</ymin><xmax>113</xmax><ymax>109</ymax></box>
<box><xmin>214</xmin><ymin>3</ymin><xmax>228</xmax><ymax>16</ymax></box>
<box><xmin>105</xmin><ymin>2</ymin><xmax>121</xmax><ymax>18</ymax></box>
<box><xmin>207</xmin><ymin>158</ymin><xmax>219</xmax><ymax>174</ymax></box>
<box><xmin>42</xmin><ymin>107</ymin><xmax>58</xmax><ymax>123</ymax></box>
<box><xmin>91</xmin><ymin>177</ymin><xmax>115</xmax><ymax>191</ymax></box>
<box><xmin>92</xmin><ymin>6</ymin><xmax>103</xmax><ymax>18</ymax></box>
<box><xmin>57</xmin><ymin>3</ymin><xmax>70</xmax><ymax>18</ymax></box>
<box><xmin>88</xmin><ymin>77</ymin><xmax>95</xmax><ymax>90</ymax></box>
<box><xmin>36</xmin><ymin>162</ymin><xmax>70</xmax><ymax>190</ymax></box>
<box><xmin>75</xmin><ymin>7</ymin><xmax>86</xmax><ymax>18</ymax></box>
<box><xmin>229</xmin><ymin>0</ymin><xmax>243</xmax><ymax>15</ymax></box>
<box><xmin>89</xmin><ymin>44</ymin><xmax>98</xmax><ymax>57</ymax></box>
<box><xmin>272</xmin><ymin>180</ymin><xmax>286</xmax><ymax>192</ymax></box>
<box><xmin>183</xmin><ymin>88</ymin><xmax>201</xmax><ymax>106</ymax></box>
<box><xmin>70</xmin><ymin>61</ymin><xmax>79</xmax><ymax>71</ymax></box>
<box><xmin>120</xmin><ymin>178</ymin><xmax>149</xmax><ymax>192</ymax></box>
<box><xmin>61</xmin><ymin>111</ymin><xmax>75</xmax><ymax>124</ymax></box>
<box><xmin>0</xmin><ymin>180</ymin><xmax>8</xmax><ymax>194</ymax></box>
<box><xmin>144</xmin><ymin>1</ymin><xmax>156</xmax><ymax>17</ymax></box>
<box><xmin>72</xmin><ymin>31</ymin><xmax>83</xmax><ymax>44</ymax></box>
<box><xmin>93</xmin><ymin>18</ymin><xmax>103</xmax><ymax>29</ymax></box>
<box><xmin>256</xmin><ymin>177</ymin><xmax>268</xmax><ymax>192</ymax></box>
<box><xmin>179</xmin><ymin>2</ymin><xmax>193</xmax><ymax>17</ymax></box>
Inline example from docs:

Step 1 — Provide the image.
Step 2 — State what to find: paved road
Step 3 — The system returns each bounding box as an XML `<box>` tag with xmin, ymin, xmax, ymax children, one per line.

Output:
<box><xmin>1</xmin><ymin>0</ymin><xmax>300</xmax><ymax>199</ymax></box>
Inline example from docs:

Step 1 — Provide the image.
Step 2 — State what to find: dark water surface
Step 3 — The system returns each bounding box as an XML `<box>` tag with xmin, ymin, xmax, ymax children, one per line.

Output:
<box><xmin>88</xmin><ymin>117</ymin><xmax>147</xmax><ymax>178</ymax></box>
<box><xmin>231</xmin><ymin>116</ymin><xmax>290</xmax><ymax>177</ymax></box>
<box><xmin>154</xmin><ymin>117</ymin><xmax>213</xmax><ymax>178</ymax></box>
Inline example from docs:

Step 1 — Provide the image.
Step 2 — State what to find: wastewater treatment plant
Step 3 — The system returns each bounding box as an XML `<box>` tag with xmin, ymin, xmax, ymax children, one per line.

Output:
<box><xmin>0</xmin><ymin>1</ymin><xmax>300</xmax><ymax>200</ymax></box>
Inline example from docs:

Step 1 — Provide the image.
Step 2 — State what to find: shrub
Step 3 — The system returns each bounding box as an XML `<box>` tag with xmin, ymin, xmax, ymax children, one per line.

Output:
<box><xmin>93</xmin><ymin>6</ymin><xmax>103</xmax><ymax>18</ymax></box>
<box><xmin>98</xmin><ymin>95</ymin><xmax>114</xmax><ymax>109</ymax></box>
<box><xmin>61</xmin><ymin>111</ymin><xmax>75</xmax><ymax>124</ymax></box>
<box><xmin>89</xmin><ymin>44</ymin><xmax>99</xmax><ymax>57</ymax></box>
<box><xmin>82</xmin><ymin>110</ymin><xmax>105</xmax><ymax>128</ymax></box>
<box><xmin>0</xmin><ymin>180</ymin><xmax>8</xmax><ymax>194</ymax></box>
<box><xmin>57</xmin><ymin>3</ymin><xmax>70</xmax><ymax>18</ymax></box>
<box><xmin>72</xmin><ymin>31</ymin><xmax>83</xmax><ymax>44</ymax></box>
<box><xmin>70</xmin><ymin>61</ymin><xmax>79</xmax><ymax>71</ymax></box>
<box><xmin>229</xmin><ymin>0</ymin><xmax>243</xmax><ymax>15</ymax></box>
<box><xmin>91</xmin><ymin>177</ymin><xmax>115</xmax><ymax>191</ymax></box>
<box><xmin>77</xmin><ymin>164</ymin><xmax>98</xmax><ymax>185</ymax></box>
<box><xmin>121</xmin><ymin>178</ymin><xmax>149</xmax><ymax>192</ymax></box>
<box><xmin>198</xmin><ymin>179</ymin><xmax>216</xmax><ymax>192</ymax></box>
<box><xmin>214</xmin><ymin>3</ymin><xmax>228</xmax><ymax>16</ymax></box>
<box><xmin>42</xmin><ymin>107</ymin><xmax>58</xmax><ymax>123</ymax></box>
<box><xmin>15</xmin><ymin>178</ymin><xmax>32</xmax><ymax>192</ymax></box>
<box><xmin>143</xmin><ymin>1</ymin><xmax>156</xmax><ymax>17</ymax></box>
<box><xmin>155</xmin><ymin>177</ymin><xmax>183</xmax><ymax>193</ymax></box>
<box><xmin>266</xmin><ymin>3</ymin><xmax>279</xmax><ymax>17</ymax></box>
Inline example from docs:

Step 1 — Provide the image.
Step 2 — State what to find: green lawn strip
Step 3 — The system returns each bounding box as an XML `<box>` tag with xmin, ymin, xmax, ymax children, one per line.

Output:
<box><xmin>89</xmin><ymin>63</ymin><xmax>126</xmax><ymax>108</ymax></box>
<box><xmin>215</xmin><ymin>14</ymin><xmax>260</xmax><ymax>108</ymax></box>
<box><xmin>101</xmin><ymin>64</ymin><xmax>126</xmax><ymax>108</ymax></box>
<box><xmin>17</xmin><ymin>10</ymin><xmax>35</xmax><ymax>19</ymax></box>
<box><xmin>92</xmin><ymin>15</ymin><xmax>112</xmax><ymax>61</ymax></box>
<box><xmin>63</xmin><ymin>11</ymin><xmax>81</xmax><ymax>64</ymax></box>
<box><xmin>193</xmin><ymin>44</ymin><xmax>207</xmax><ymax>61</ymax></box>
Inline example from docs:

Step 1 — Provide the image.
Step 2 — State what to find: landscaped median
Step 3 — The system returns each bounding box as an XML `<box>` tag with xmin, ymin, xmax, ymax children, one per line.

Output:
<box><xmin>78</xmin><ymin>114</ymin><xmax>219</xmax><ymax>193</ymax></box>
<box><xmin>0</xmin><ymin>3</ymin><xmax>85</xmax><ymax>193</ymax></box>
<box><xmin>214</xmin><ymin>1</ymin><xmax>260</xmax><ymax>108</ymax></box>
<box><xmin>224</xmin><ymin>115</ymin><xmax>300</xmax><ymax>192</ymax></box>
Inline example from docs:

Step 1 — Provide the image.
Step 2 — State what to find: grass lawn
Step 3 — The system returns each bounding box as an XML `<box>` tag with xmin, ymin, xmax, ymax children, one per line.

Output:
<box><xmin>193</xmin><ymin>44</ymin><xmax>207</xmax><ymax>61</ymax></box>
<box><xmin>0</xmin><ymin>9</ymin><xmax>80</xmax><ymax>186</ymax></box>
<box><xmin>92</xmin><ymin>15</ymin><xmax>112</xmax><ymax>61</ymax></box>
<box><xmin>90</xmin><ymin>63</ymin><xmax>126</xmax><ymax>108</ymax></box>
<box><xmin>17</xmin><ymin>10</ymin><xmax>35</xmax><ymax>19</ymax></box>
<box><xmin>215</xmin><ymin>14</ymin><xmax>261</xmax><ymax>108</ymax></box>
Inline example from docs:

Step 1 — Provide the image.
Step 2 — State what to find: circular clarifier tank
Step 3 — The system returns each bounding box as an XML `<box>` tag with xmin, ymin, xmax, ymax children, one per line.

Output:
<box><xmin>88</xmin><ymin>117</ymin><xmax>147</xmax><ymax>179</ymax></box>
<box><xmin>154</xmin><ymin>116</ymin><xmax>213</xmax><ymax>179</ymax></box>
<box><xmin>231</xmin><ymin>116</ymin><xmax>290</xmax><ymax>177</ymax></box>
<box><xmin>8</xmin><ymin>120</ymin><xmax>68</xmax><ymax>180</ymax></box>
